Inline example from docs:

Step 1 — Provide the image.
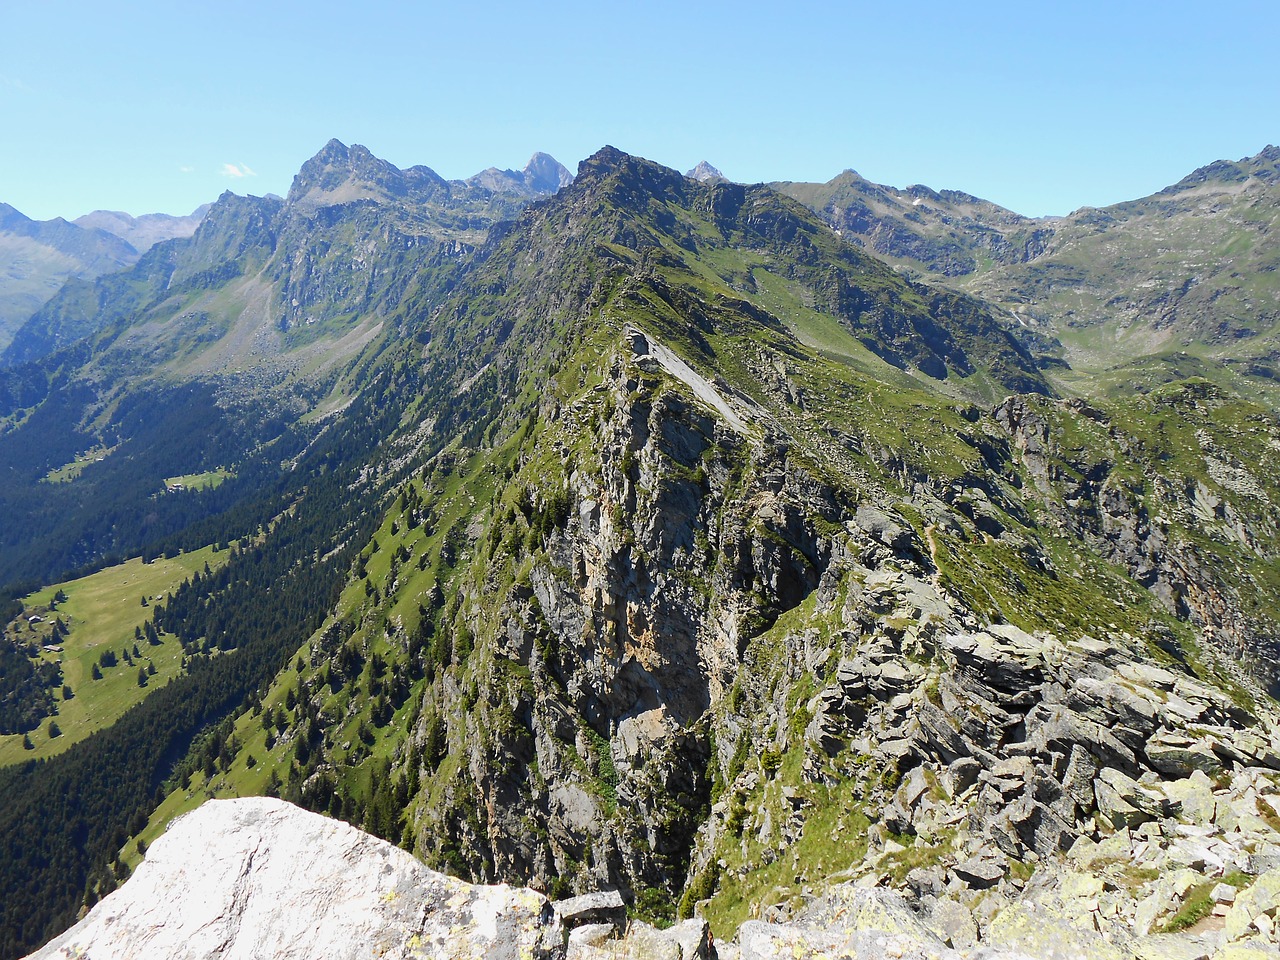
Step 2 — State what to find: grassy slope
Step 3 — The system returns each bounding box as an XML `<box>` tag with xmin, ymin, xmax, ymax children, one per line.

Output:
<box><xmin>0</xmin><ymin>546</ymin><xmax>229</xmax><ymax>765</ymax></box>
<box><xmin>163</xmin><ymin>468</ymin><xmax>234</xmax><ymax>492</ymax></box>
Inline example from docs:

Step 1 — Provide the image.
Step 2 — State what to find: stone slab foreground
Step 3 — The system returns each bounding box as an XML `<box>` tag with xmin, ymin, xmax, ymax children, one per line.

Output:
<box><xmin>25</xmin><ymin>797</ymin><xmax>564</xmax><ymax>960</ymax></box>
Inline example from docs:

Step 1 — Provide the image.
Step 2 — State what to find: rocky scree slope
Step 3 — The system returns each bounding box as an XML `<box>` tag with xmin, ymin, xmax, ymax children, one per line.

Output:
<box><xmin>47</xmin><ymin>792</ymin><xmax>1280</xmax><ymax>959</ymax></box>
<box><xmin>137</xmin><ymin>149</ymin><xmax>1280</xmax><ymax>959</ymax></box>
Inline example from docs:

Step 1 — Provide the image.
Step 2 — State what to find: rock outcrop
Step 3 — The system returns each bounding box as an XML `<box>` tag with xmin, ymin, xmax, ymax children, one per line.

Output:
<box><xmin>24</xmin><ymin>797</ymin><xmax>564</xmax><ymax>960</ymax></box>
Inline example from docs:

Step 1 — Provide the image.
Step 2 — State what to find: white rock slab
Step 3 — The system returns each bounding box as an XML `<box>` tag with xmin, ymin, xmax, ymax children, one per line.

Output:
<box><xmin>25</xmin><ymin>796</ymin><xmax>563</xmax><ymax>960</ymax></box>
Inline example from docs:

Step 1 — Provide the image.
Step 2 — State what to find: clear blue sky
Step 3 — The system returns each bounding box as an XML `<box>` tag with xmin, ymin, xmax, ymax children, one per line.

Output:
<box><xmin>2</xmin><ymin>1</ymin><xmax>1276</xmax><ymax>221</ymax></box>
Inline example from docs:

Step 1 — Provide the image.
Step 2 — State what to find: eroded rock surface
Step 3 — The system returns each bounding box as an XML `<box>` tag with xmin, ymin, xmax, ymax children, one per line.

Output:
<box><xmin>25</xmin><ymin>797</ymin><xmax>563</xmax><ymax>960</ymax></box>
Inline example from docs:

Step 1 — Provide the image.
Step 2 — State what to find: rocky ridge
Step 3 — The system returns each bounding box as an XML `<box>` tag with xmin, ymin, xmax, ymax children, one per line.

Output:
<box><xmin>38</xmin><ymin>789</ymin><xmax>1280</xmax><ymax>960</ymax></box>
<box><xmin>779</xmin><ymin>146</ymin><xmax>1280</xmax><ymax>386</ymax></box>
<box><xmin>5</xmin><ymin>145</ymin><xmax>1280</xmax><ymax>960</ymax></box>
<box><xmin>130</xmin><ymin>149</ymin><xmax>1280</xmax><ymax>955</ymax></box>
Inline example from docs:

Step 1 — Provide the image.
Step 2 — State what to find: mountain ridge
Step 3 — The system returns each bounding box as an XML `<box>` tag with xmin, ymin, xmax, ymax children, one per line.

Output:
<box><xmin>73</xmin><ymin>204</ymin><xmax>209</xmax><ymax>254</ymax></box>
<box><xmin>0</xmin><ymin>203</ymin><xmax>139</xmax><ymax>351</ymax></box>
<box><xmin>0</xmin><ymin>140</ymin><xmax>1278</xmax><ymax>960</ymax></box>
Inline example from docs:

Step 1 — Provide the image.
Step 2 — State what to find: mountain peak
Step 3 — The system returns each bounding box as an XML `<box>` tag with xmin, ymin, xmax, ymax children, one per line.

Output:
<box><xmin>465</xmin><ymin>153</ymin><xmax>572</xmax><ymax>197</ymax></box>
<box><xmin>287</xmin><ymin>140</ymin><xmax>447</xmax><ymax>210</ymax></box>
<box><xmin>522</xmin><ymin>152</ymin><xmax>573</xmax><ymax>192</ymax></box>
<box><xmin>574</xmin><ymin>146</ymin><xmax>681</xmax><ymax>188</ymax></box>
<box><xmin>576</xmin><ymin>144</ymin><xmax>629</xmax><ymax>176</ymax></box>
<box><xmin>0</xmin><ymin>202</ymin><xmax>32</xmax><ymax>230</ymax></box>
<box><xmin>1163</xmin><ymin>143</ymin><xmax>1280</xmax><ymax>194</ymax></box>
<box><xmin>685</xmin><ymin>161</ymin><xmax>725</xmax><ymax>182</ymax></box>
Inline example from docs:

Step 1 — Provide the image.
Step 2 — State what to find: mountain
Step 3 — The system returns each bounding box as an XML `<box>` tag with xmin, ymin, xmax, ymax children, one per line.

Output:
<box><xmin>0</xmin><ymin>139</ymin><xmax>567</xmax><ymax>594</ymax></box>
<box><xmin>774</xmin><ymin>170</ymin><xmax>1053</xmax><ymax>278</ymax></box>
<box><xmin>686</xmin><ymin>161</ymin><xmax>725</xmax><ymax>182</ymax></box>
<box><xmin>967</xmin><ymin>145</ymin><xmax>1280</xmax><ymax>379</ymax></box>
<box><xmin>780</xmin><ymin>146</ymin><xmax>1280</xmax><ymax>396</ymax></box>
<box><xmin>0</xmin><ymin>143</ymin><xmax>1278</xmax><ymax>960</ymax></box>
<box><xmin>467</xmin><ymin>151</ymin><xmax>575</xmax><ymax>195</ymax></box>
<box><xmin>74</xmin><ymin>204</ymin><xmax>210</xmax><ymax>254</ymax></box>
<box><xmin>0</xmin><ymin>141</ymin><xmax>570</xmax><ymax>370</ymax></box>
<box><xmin>0</xmin><ymin>203</ymin><xmax>138</xmax><ymax>351</ymax></box>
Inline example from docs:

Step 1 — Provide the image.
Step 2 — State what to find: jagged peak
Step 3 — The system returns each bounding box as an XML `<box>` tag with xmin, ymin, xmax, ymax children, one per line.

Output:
<box><xmin>575</xmin><ymin>144</ymin><xmax>630</xmax><ymax>176</ymax></box>
<box><xmin>1162</xmin><ymin>144</ymin><xmax>1280</xmax><ymax>195</ymax></box>
<box><xmin>0</xmin><ymin>202</ymin><xmax>32</xmax><ymax>229</ymax></box>
<box><xmin>522</xmin><ymin>152</ymin><xmax>573</xmax><ymax>192</ymax></box>
<box><xmin>685</xmin><ymin>161</ymin><xmax>725</xmax><ymax>183</ymax></box>
<box><xmin>466</xmin><ymin>153</ymin><xmax>572</xmax><ymax>197</ymax></box>
<box><xmin>573</xmin><ymin>146</ymin><xmax>689</xmax><ymax>198</ymax></box>
<box><xmin>287</xmin><ymin>139</ymin><xmax>446</xmax><ymax>209</ymax></box>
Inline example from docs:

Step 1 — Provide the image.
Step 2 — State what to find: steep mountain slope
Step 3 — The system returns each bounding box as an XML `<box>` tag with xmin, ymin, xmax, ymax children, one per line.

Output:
<box><xmin>0</xmin><ymin>140</ymin><xmax>572</xmax><ymax>960</ymax></box>
<box><xmin>781</xmin><ymin>146</ymin><xmax>1280</xmax><ymax>400</ymax></box>
<box><xmin>112</xmin><ymin>148</ymin><xmax>1280</xmax><ymax>954</ymax></box>
<box><xmin>2</xmin><ymin>145</ymin><xmax>1279</xmax><ymax>960</ymax></box>
<box><xmin>0</xmin><ymin>204</ymin><xmax>138</xmax><ymax>351</ymax></box>
<box><xmin>0</xmin><ymin>141</ymin><xmax>569</xmax><ymax>593</ymax></box>
<box><xmin>775</xmin><ymin>170</ymin><xmax>1053</xmax><ymax>278</ymax></box>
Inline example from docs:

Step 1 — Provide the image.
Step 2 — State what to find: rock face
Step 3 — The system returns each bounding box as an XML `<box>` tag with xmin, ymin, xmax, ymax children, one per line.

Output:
<box><xmin>24</xmin><ymin>797</ymin><xmax>564</xmax><ymax>960</ymax></box>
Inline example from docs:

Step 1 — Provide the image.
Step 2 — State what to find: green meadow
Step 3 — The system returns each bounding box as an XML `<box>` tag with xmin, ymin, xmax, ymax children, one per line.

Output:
<box><xmin>0</xmin><ymin>546</ymin><xmax>229</xmax><ymax>766</ymax></box>
<box><xmin>163</xmin><ymin>468</ymin><xmax>234</xmax><ymax>492</ymax></box>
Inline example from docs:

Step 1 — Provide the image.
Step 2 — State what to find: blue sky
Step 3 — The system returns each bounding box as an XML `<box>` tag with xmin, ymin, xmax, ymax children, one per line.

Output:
<box><xmin>2</xmin><ymin>1</ymin><xmax>1276</xmax><ymax>220</ymax></box>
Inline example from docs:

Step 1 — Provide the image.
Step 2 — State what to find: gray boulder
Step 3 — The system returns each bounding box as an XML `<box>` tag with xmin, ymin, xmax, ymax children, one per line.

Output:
<box><xmin>555</xmin><ymin>889</ymin><xmax>628</xmax><ymax>932</ymax></box>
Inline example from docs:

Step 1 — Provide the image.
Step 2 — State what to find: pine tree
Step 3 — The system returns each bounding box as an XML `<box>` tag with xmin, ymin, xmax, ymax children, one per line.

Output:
<box><xmin>137</xmin><ymin>667</ymin><xmax>148</xmax><ymax>687</ymax></box>
<box><xmin>91</xmin><ymin>663</ymin><xmax>103</xmax><ymax>680</ymax></box>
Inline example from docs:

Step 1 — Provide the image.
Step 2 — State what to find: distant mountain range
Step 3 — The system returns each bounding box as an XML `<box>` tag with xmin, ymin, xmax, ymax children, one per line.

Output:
<box><xmin>73</xmin><ymin>206</ymin><xmax>210</xmax><ymax>255</ymax></box>
<box><xmin>0</xmin><ymin>202</ymin><xmax>207</xmax><ymax>351</ymax></box>
<box><xmin>776</xmin><ymin>145</ymin><xmax>1280</xmax><ymax>385</ymax></box>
